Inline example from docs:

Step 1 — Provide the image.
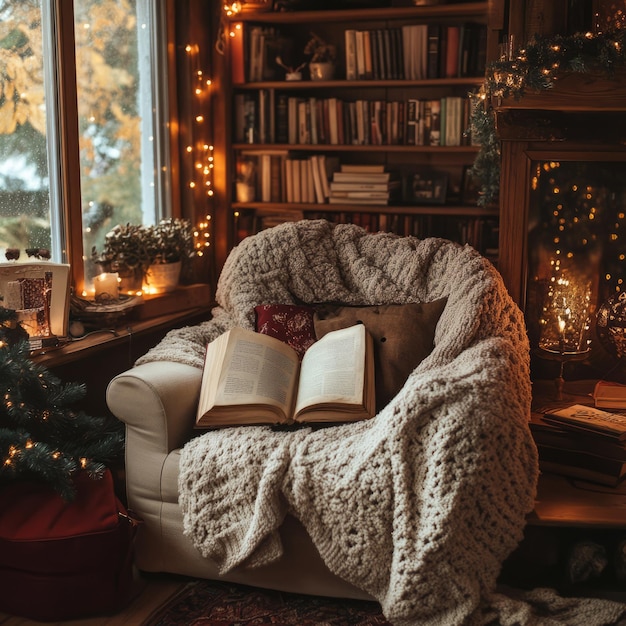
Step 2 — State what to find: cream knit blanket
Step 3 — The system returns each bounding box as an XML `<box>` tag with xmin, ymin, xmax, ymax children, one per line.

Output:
<box><xmin>137</xmin><ymin>221</ymin><xmax>626</xmax><ymax>625</ymax></box>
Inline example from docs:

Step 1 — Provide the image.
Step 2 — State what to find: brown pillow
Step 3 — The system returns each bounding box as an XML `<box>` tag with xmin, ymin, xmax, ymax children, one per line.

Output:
<box><xmin>314</xmin><ymin>300</ymin><xmax>447</xmax><ymax>411</ymax></box>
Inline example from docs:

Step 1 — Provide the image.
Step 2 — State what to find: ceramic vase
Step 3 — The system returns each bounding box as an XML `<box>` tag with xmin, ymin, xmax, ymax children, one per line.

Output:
<box><xmin>145</xmin><ymin>260</ymin><xmax>182</xmax><ymax>294</ymax></box>
<box><xmin>309</xmin><ymin>62</ymin><xmax>335</xmax><ymax>81</ymax></box>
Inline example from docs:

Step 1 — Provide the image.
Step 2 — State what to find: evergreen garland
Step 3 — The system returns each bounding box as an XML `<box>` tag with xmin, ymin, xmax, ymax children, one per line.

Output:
<box><xmin>470</xmin><ymin>28</ymin><xmax>626</xmax><ymax>206</ymax></box>
<box><xmin>0</xmin><ymin>308</ymin><xmax>124</xmax><ymax>500</ymax></box>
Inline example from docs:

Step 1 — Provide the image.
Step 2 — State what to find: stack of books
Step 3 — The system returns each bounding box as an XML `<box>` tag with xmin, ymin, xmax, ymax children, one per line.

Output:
<box><xmin>531</xmin><ymin>403</ymin><xmax>626</xmax><ymax>487</ymax></box>
<box><xmin>329</xmin><ymin>164</ymin><xmax>400</xmax><ymax>206</ymax></box>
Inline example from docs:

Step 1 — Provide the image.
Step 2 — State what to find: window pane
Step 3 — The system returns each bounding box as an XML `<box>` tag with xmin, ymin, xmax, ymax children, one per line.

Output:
<box><xmin>75</xmin><ymin>0</ymin><xmax>165</xmax><ymax>286</ymax></box>
<box><xmin>0</xmin><ymin>0</ymin><xmax>53</xmax><ymax>262</ymax></box>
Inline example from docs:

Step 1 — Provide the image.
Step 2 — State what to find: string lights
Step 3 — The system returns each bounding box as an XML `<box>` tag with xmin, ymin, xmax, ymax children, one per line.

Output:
<box><xmin>184</xmin><ymin>42</ymin><xmax>214</xmax><ymax>260</ymax></box>
<box><xmin>469</xmin><ymin>28</ymin><xmax>626</xmax><ymax>205</ymax></box>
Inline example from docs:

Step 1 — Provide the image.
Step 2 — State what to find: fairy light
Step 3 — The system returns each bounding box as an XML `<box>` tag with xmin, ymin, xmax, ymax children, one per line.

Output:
<box><xmin>224</xmin><ymin>2</ymin><xmax>242</xmax><ymax>16</ymax></box>
<box><xmin>184</xmin><ymin>42</ymin><xmax>213</xmax><ymax>259</ymax></box>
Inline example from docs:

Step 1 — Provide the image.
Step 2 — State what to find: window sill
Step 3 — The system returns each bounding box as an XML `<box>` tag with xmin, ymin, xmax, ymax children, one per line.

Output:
<box><xmin>30</xmin><ymin>283</ymin><xmax>212</xmax><ymax>368</ymax></box>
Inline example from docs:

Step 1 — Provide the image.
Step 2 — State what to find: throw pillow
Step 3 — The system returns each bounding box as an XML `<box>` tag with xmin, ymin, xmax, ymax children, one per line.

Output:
<box><xmin>314</xmin><ymin>300</ymin><xmax>447</xmax><ymax>411</ymax></box>
<box><xmin>254</xmin><ymin>304</ymin><xmax>317</xmax><ymax>360</ymax></box>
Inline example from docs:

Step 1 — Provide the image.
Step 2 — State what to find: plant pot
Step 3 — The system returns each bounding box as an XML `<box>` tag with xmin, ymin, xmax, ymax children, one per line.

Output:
<box><xmin>116</xmin><ymin>266</ymin><xmax>144</xmax><ymax>294</ymax></box>
<box><xmin>145</xmin><ymin>261</ymin><xmax>182</xmax><ymax>294</ymax></box>
<box><xmin>309</xmin><ymin>62</ymin><xmax>335</xmax><ymax>81</ymax></box>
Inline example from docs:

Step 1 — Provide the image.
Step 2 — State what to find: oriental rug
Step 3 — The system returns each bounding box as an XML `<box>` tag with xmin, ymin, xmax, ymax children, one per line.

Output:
<box><xmin>142</xmin><ymin>580</ymin><xmax>390</xmax><ymax>626</ymax></box>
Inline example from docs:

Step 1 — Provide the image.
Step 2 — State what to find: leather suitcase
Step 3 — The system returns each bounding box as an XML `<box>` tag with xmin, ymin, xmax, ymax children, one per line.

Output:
<box><xmin>0</xmin><ymin>469</ymin><xmax>139</xmax><ymax>622</ymax></box>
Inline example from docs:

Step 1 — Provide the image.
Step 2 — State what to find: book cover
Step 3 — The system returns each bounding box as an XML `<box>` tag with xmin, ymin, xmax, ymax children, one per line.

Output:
<box><xmin>530</xmin><ymin>411</ymin><xmax>626</xmax><ymax>462</ymax></box>
<box><xmin>544</xmin><ymin>404</ymin><xmax>626</xmax><ymax>441</ymax></box>
<box><xmin>594</xmin><ymin>380</ymin><xmax>626</xmax><ymax>409</ymax></box>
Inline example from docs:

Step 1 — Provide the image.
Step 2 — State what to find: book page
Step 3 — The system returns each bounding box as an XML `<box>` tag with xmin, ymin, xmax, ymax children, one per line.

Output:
<box><xmin>294</xmin><ymin>324</ymin><xmax>366</xmax><ymax>416</ymax></box>
<box><xmin>215</xmin><ymin>328</ymin><xmax>299</xmax><ymax>413</ymax></box>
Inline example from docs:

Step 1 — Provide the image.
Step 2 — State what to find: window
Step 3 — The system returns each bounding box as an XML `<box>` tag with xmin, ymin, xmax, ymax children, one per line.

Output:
<box><xmin>0</xmin><ymin>0</ymin><xmax>171</xmax><ymax>292</ymax></box>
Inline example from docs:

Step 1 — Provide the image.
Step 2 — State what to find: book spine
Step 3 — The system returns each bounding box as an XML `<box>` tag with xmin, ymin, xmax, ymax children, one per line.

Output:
<box><xmin>445</xmin><ymin>26</ymin><xmax>460</xmax><ymax>78</ymax></box>
<box><xmin>355</xmin><ymin>30</ymin><xmax>366</xmax><ymax>80</ymax></box>
<box><xmin>427</xmin><ymin>24</ymin><xmax>440</xmax><ymax>79</ymax></box>
<box><xmin>376</xmin><ymin>29</ymin><xmax>386</xmax><ymax>80</ymax></box>
<box><xmin>276</xmin><ymin>94</ymin><xmax>288</xmax><ymax>144</ymax></box>
<box><xmin>345</xmin><ymin>29</ymin><xmax>357</xmax><ymax>80</ymax></box>
<box><xmin>287</xmin><ymin>97</ymin><xmax>298</xmax><ymax>145</ymax></box>
<box><xmin>363</xmin><ymin>30</ymin><xmax>373</xmax><ymax>79</ymax></box>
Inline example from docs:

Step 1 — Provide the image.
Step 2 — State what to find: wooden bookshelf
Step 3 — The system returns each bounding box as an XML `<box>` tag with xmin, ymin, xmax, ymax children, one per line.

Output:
<box><xmin>215</xmin><ymin>1</ymin><xmax>499</xmax><ymax>264</ymax></box>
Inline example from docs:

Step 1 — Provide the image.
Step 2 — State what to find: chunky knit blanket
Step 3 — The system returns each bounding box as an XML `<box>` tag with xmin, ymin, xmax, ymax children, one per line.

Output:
<box><xmin>137</xmin><ymin>220</ymin><xmax>626</xmax><ymax>625</ymax></box>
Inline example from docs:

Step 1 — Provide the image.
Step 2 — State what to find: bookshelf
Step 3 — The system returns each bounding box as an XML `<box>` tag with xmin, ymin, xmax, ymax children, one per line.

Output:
<box><xmin>220</xmin><ymin>2</ymin><xmax>500</xmax><ymax>263</ymax></box>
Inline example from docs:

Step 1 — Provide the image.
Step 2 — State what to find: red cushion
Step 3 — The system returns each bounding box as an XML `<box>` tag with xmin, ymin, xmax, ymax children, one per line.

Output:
<box><xmin>254</xmin><ymin>304</ymin><xmax>317</xmax><ymax>360</ymax></box>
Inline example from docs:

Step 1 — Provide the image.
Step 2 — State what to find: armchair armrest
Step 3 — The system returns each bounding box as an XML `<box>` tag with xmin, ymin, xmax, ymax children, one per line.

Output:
<box><xmin>106</xmin><ymin>361</ymin><xmax>202</xmax><ymax>455</ymax></box>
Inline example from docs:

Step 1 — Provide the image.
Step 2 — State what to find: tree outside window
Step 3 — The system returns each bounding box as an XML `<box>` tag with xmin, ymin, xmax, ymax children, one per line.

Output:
<box><xmin>0</xmin><ymin>0</ymin><xmax>168</xmax><ymax>289</ymax></box>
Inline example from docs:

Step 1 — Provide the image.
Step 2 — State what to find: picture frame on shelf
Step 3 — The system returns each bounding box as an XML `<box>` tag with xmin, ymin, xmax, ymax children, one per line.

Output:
<box><xmin>461</xmin><ymin>165</ymin><xmax>481</xmax><ymax>206</ymax></box>
<box><xmin>0</xmin><ymin>262</ymin><xmax>71</xmax><ymax>349</ymax></box>
<box><xmin>404</xmin><ymin>171</ymin><xmax>448</xmax><ymax>205</ymax></box>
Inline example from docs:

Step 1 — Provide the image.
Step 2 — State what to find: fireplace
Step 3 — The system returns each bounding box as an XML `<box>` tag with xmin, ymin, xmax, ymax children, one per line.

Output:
<box><xmin>497</xmin><ymin>100</ymin><xmax>626</xmax><ymax>381</ymax></box>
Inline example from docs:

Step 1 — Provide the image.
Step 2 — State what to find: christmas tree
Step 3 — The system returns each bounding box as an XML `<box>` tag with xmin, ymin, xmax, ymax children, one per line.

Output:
<box><xmin>0</xmin><ymin>307</ymin><xmax>124</xmax><ymax>500</ymax></box>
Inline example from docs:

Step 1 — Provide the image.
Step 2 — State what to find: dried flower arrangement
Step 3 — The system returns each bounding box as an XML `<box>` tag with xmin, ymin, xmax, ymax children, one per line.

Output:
<box><xmin>92</xmin><ymin>219</ymin><xmax>195</xmax><ymax>275</ymax></box>
<box><xmin>303</xmin><ymin>32</ymin><xmax>336</xmax><ymax>63</ymax></box>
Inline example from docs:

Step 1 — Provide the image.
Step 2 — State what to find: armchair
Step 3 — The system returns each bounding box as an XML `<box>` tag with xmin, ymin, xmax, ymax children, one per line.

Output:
<box><xmin>107</xmin><ymin>219</ymin><xmax>538</xmax><ymax>624</ymax></box>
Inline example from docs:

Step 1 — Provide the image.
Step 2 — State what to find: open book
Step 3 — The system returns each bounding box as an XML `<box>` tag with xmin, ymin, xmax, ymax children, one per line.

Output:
<box><xmin>196</xmin><ymin>324</ymin><xmax>375</xmax><ymax>427</ymax></box>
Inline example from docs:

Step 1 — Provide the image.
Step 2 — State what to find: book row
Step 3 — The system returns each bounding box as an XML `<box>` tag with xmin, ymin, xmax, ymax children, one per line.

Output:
<box><xmin>345</xmin><ymin>23</ymin><xmax>487</xmax><ymax>82</ymax></box>
<box><xmin>233</xmin><ymin>22</ymin><xmax>486</xmax><ymax>84</ymax></box>
<box><xmin>237</xmin><ymin>153</ymin><xmax>399</xmax><ymax>205</ymax></box>
<box><xmin>235</xmin><ymin>153</ymin><xmax>481</xmax><ymax>207</ymax></box>
<box><xmin>235</xmin><ymin>91</ymin><xmax>476</xmax><ymax>147</ymax></box>
<box><xmin>233</xmin><ymin>210</ymin><xmax>499</xmax><ymax>260</ymax></box>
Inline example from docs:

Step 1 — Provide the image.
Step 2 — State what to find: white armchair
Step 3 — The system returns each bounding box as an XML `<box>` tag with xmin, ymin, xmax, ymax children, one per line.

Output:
<box><xmin>107</xmin><ymin>359</ymin><xmax>370</xmax><ymax>598</ymax></box>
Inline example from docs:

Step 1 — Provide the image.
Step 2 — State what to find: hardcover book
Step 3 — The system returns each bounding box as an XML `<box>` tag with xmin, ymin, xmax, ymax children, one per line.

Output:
<box><xmin>593</xmin><ymin>380</ymin><xmax>626</xmax><ymax>409</ymax></box>
<box><xmin>196</xmin><ymin>324</ymin><xmax>375</xmax><ymax>427</ymax></box>
<box><xmin>544</xmin><ymin>404</ymin><xmax>626</xmax><ymax>441</ymax></box>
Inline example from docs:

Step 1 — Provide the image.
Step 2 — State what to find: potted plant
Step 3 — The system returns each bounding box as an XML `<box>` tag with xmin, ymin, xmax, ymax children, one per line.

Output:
<box><xmin>144</xmin><ymin>218</ymin><xmax>196</xmax><ymax>293</ymax></box>
<box><xmin>304</xmin><ymin>32</ymin><xmax>336</xmax><ymax>81</ymax></box>
<box><xmin>91</xmin><ymin>223</ymin><xmax>153</xmax><ymax>293</ymax></box>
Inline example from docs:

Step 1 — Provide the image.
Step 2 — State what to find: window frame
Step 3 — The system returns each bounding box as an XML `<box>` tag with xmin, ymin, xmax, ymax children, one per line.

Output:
<box><xmin>44</xmin><ymin>0</ymin><xmax>180</xmax><ymax>296</ymax></box>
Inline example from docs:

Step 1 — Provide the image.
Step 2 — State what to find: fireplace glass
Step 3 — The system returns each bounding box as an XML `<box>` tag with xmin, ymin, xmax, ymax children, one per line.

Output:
<box><xmin>526</xmin><ymin>159</ymin><xmax>626</xmax><ymax>379</ymax></box>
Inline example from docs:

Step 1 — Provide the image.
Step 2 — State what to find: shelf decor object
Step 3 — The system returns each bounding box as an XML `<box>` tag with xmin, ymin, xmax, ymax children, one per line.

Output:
<box><xmin>70</xmin><ymin>293</ymin><xmax>143</xmax><ymax>331</ymax></box>
<box><xmin>0</xmin><ymin>262</ymin><xmax>71</xmax><ymax>349</ymax></box>
<box><xmin>536</xmin><ymin>265</ymin><xmax>593</xmax><ymax>400</ymax></box>
<box><xmin>471</xmin><ymin>28</ymin><xmax>626</xmax><ymax>205</ymax></box>
<box><xmin>596</xmin><ymin>292</ymin><xmax>626</xmax><ymax>362</ymax></box>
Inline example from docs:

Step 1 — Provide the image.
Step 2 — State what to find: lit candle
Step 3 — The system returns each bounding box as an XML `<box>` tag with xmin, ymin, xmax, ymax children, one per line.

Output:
<box><xmin>93</xmin><ymin>272</ymin><xmax>119</xmax><ymax>303</ymax></box>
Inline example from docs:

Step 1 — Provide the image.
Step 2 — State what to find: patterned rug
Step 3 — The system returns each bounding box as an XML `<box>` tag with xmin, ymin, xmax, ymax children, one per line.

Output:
<box><xmin>142</xmin><ymin>580</ymin><xmax>391</xmax><ymax>625</ymax></box>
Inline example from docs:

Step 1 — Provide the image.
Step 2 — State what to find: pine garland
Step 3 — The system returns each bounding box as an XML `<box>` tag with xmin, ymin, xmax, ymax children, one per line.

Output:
<box><xmin>470</xmin><ymin>28</ymin><xmax>626</xmax><ymax>206</ymax></box>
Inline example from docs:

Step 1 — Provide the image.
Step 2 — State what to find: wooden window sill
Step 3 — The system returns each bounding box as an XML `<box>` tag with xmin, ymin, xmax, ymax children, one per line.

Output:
<box><xmin>31</xmin><ymin>283</ymin><xmax>213</xmax><ymax>368</ymax></box>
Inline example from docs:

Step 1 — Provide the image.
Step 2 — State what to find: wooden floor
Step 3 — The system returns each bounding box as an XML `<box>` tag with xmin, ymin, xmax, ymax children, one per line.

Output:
<box><xmin>0</xmin><ymin>573</ymin><xmax>187</xmax><ymax>626</ymax></box>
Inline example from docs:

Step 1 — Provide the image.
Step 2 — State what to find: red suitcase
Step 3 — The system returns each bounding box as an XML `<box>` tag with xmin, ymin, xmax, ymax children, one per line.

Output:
<box><xmin>0</xmin><ymin>469</ymin><xmax>139</xmax><ymax>622</ymax></box>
